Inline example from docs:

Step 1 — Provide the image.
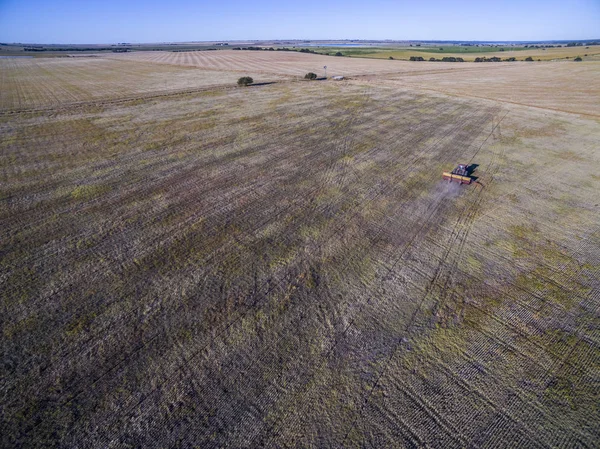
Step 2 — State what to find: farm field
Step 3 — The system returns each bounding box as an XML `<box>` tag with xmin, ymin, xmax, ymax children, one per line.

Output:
<box><xmin>107</xmin><ymin>51</ymin><xmax>600</xmax><ymax>115</ymax></box>
<box><xmin>108</xmin><ymin>49</ymin><xmax>470</xmax><ymax>76</ymax></box>
<box><xmin>0</xmin><ymin>56</ymin><xmax>289</xmax><ymax>111</ymax></box>
<box><xmin>364</xmin><ymin>62</ymin><xmax>600</xmax><ymax>116</ymax></box>
<box><xmin>3</xmin><ymin>52</ymin><xmax>598</xmax><ymax>117</ymax></box>
<box><xmin>1</xmin><ymin>53</ymin><xmax>600</xmax><ymax>448</ymax></box>
<box><xmin>349</xmin><ymin>44</ymin><xmax>600</xmax><ymax>62</ymax></box>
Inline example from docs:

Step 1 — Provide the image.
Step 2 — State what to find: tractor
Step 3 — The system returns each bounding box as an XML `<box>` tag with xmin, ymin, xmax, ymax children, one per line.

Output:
<box><xmin>442</xmin><ymin>164</ymin><xmax>472</xmax><ymax>185</ymax></box>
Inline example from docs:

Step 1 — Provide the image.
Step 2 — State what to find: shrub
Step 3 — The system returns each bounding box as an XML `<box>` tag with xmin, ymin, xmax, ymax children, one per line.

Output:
<box><xmin>335</xmin><ymin>52</ymin><xmax>343</xmax><ymax>56</ymax></box>
<box><xmin>304</xmin><ymin>72</ymin><xmax>317</xmax><ymax>80</ymax></box>
<box><xmin>525</xmin><ymin>56</ymin><xmax>534</xmax><ymax>61</ymax></box>
<box><xmin>429</xmin><ymin>57</ymin><xmax>437</xmax><ymax>61</ymax></box>
<box><xmin>389</xmin><ymin>56</ymin><xmax>394</xmax><ymax>60</ymax></box>
<box><xmin>409</xmin><ymin>56</ymin><xmax>424</xmax><ymax>61</ymax></box>
<box><xmin>574</xmin><ymin>56</ymin><xmax>582</xmax><ymax>61</ymax></box>
<box><xmin>237</xmin><ymin>76</ymin><xmax>254</xmax><ymax>86</ymax></box>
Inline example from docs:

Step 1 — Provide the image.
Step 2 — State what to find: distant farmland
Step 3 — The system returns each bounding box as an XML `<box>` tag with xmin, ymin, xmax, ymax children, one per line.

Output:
<box><xmin>1</xmin><ymin>51</ymin><xmax>599</xmax><ymax>448</ymax></box>
<box><xmin>346</xmin><ymin>44</ymin><xmax>600</xmax><ymax>61</ymax></box>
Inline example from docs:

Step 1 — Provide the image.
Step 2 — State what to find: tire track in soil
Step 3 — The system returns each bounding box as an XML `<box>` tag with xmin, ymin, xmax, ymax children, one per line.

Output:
<box><xmin>333</xmin><ymin>113</ymin><xmax>509</xmax><ymax>448</ymax></box>
<box><xmin>346</xmin><ymin>123</ymin><xmax>598</xmax><ymax>447</ymax></box>
<box><xmin>429</xmin><ymin>112</ymin><xmax>509</xmax><ymax>326</ymax></box>
<box><xmin>366</xmin><ymin>235</ymin><xmax>597</xmax><ymax>378</ymax></box>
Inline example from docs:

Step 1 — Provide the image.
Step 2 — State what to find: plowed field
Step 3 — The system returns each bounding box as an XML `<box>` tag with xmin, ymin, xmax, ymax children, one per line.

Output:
<box><xmin>1</xmin><ymin>53</ymin><xmax>599</xmax><ymax>448</ymax></box>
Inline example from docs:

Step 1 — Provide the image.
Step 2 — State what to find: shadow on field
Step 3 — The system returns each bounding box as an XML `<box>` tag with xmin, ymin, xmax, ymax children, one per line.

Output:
<box><xmin>249</xmin><ymin>82</ymin><xmax>278</xmax><ymax>87</ymax></box>
<box><xmin>467</xmin><ymin>163</ymin><xmax>479</xmax><ymax>183</ymax></box>
<box><xmin>467</xmin><ymin>163</ymin><xmax>479</xmax><ymax>175</ymax></box>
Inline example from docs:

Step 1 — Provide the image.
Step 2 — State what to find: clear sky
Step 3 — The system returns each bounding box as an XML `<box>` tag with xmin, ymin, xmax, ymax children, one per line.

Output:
<box><xmin>0</xmin><ymin>0</ymin><xmax>598</xmax><ymax>44</ymax></box>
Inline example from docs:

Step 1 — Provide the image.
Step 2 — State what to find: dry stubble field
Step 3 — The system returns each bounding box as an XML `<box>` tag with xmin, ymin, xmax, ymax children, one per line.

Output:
<box><xmin>1</xmin><ymin>52</ymin><xmax>600</xmax><ymax>448</ymax></box>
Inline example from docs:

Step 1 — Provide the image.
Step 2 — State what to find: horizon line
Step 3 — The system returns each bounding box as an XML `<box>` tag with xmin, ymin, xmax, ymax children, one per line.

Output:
<box><xmin>3</xmin><ymin>38</ymin><xmax>600</xmax><ymax>46</ymax></box>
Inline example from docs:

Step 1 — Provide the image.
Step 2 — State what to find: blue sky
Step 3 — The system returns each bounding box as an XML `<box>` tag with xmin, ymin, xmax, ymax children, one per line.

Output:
<box><xmin>0</xmin><ymin>0</ymin><xmax>598</xmax><ymax>44</ymax></box>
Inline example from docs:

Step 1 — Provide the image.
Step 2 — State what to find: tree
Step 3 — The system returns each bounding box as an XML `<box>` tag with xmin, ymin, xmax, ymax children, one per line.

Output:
<box><xmin>304</xmin><ymin>72</ymin><xmax>317</xmax><ymax>80</ymax></box>
<box><xmin>237</xmin><ymin>76</ymin><xmax>254</xmax><ymax>86</ymax></box>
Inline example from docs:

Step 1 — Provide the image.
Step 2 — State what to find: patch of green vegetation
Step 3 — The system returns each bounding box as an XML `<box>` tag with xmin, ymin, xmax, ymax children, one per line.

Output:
<box><xmin>3</xmin><ymin>315</ymin><xmax>39</xmax><ymax>339</ymax></box>
<box><xmin>65</xmin><ymin>311</ymin><xmax>97</xmax><ymax>337</ymax></box>
<box><xmin>465</xmin><ymin>255</ymin><xmax>483</xmax><ymax>272</ymax></box>
<box><xmin>543</xmin><ymin>371</ymin><xmax>580</xmax><ymax>410</ymax></box>
<box><xmin>412</xmin><ymin>46</ymin><xmax>528</xmax><ymax>54</ymax></box>
<box><xmin>70</xmin><ymin>183</ymin><xmax>110</xmax><ymax>200</ymax></box>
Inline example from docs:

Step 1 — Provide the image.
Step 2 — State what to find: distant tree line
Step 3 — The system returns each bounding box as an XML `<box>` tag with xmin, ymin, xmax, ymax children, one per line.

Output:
<box><xmin>231</xmin><ymin>46</ymin><xmax>342</xmax><ymax>56</ymax></box>
<box><xmin>410</xmin><ymin>56</ymin><xmax>465</xmax><ymax>62</ymax></box>
<box><xmin>232</xmin><ymin>46</ymin><xmax>273</xmax><ymax>51</ymax></box>
<box><xmin>524</xmin><ymin>44</ymin><xmax>560</xmax><ymax>48</ymax></box>
<box><xmin>171</xmin><ymin>48</ymin><xmax>219</xmax><ymax>52</ymax></box>
<box><xmin>24</xmin><ymin>47</ymin><xmax>124</xmax><ymax>52</ymax></box>
<box><xmin>474</xmin><ymin>56</ymin><xmax>518</xmax><ymax>62</ymax></box>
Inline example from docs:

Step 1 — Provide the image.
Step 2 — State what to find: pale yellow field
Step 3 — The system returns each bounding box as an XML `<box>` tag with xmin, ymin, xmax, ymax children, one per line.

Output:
<box><xmin>360</xmin><ymin>62</ymin><xmax>600</xmax><ymax>116</ymax></box>
<box><xmin>109</xmin><ymin>51</ymin><xmax>600</xmax><ymax>116</ymax></box>
<box><xmin>107</xmin><ymin>49</ymin><xmax>470</xmax><ymax>76</ymax></box>
<box><xmin>0</xmin><ymin>49</ymin><xmax>600</xmax><ymax>115</ymax></box>
<box><xmin>2</xmin><ymin>52</ymin><xmax>598</xmax><ymax>117</ymax></box>
<box><xmin>0</xmin><ymin>57</ymin><xmax>289</xmax><ymax>111</ymax></box>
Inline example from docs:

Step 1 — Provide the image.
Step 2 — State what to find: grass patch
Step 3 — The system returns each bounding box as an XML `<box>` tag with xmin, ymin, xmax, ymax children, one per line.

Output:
<box><xmin>70</xmin><ymin>183</ymin><xmax>111</xmax><ymax>200</ymax></box>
